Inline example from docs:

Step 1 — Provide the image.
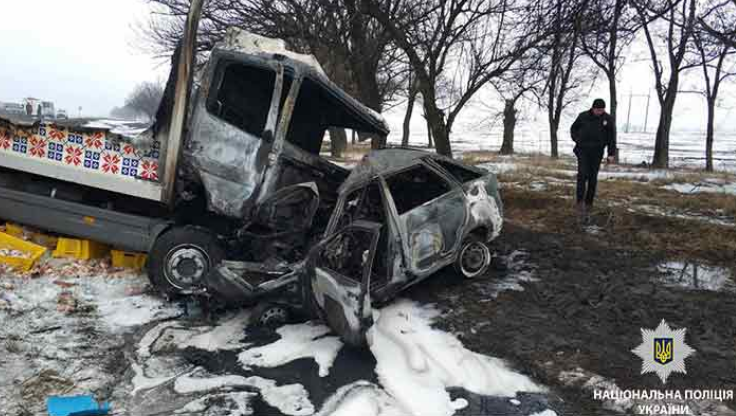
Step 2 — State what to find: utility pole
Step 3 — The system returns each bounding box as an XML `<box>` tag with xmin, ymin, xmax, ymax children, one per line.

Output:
<box><xmin>643</xmin><ymin>91</ymin><xmax>651</xmax><ymax>133</ymax></box>
<box><xmin>625</xmin><ymin>90</ymin><xmax>633</xmax><ymax>133</ymax></box>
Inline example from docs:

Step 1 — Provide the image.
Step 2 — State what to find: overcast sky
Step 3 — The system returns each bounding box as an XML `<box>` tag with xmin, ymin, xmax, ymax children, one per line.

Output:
<box><xmin>0</xmin><ymin>1</ymin><xmax>733</xmax><ymax>131</ymax></box>
<box><xmin>0</xmin><ymin>0</ymin><xmax>166</xmax><ymax>117</ymax></box>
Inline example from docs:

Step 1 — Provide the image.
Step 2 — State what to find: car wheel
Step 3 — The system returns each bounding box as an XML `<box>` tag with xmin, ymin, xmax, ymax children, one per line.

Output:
<box><xmin>148</xmin><ymin>226</ymin><xmax>224</xmax><ymax>296</ymax></box>
<box><xmin>252</xmin><ymin>302</ymin><xmax>290</xmax><ymax>328</ymax></box>
<box><xmin>455</xmin><ymin>234</ymin><xmax>492</xmax><ymax>278</ymax></box>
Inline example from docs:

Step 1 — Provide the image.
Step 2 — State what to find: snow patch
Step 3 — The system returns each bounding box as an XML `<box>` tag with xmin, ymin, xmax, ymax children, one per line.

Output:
<box><xmin>238</xmin><ymin>322</ymin><xmax>343</xmax><ymax>377</ymax></box>
<box><xmin>368</xmin><ymin>300</ymin><xmax>543</xmax><ymax>416</ymax></box>
<box><xmin>663</xmin><ymin>181</ymin><xmax>736</xmax><ymax>195</ymax></box>
<box><xmin>95</xmin><ymin>294</ymin><xmax>181</xmax><ymax>330</ymax></box>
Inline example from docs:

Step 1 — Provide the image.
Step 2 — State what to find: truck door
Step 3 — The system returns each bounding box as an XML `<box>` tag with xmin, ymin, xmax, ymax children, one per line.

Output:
<box><xmin>308</xmin><ymin>220</ymin><xmax>380</xmax><ymax>346</ymax></box>
<box><xmin>186</xmin><ymin>57</ymin><xmax>283</xmax><ymax>218</ymax></box>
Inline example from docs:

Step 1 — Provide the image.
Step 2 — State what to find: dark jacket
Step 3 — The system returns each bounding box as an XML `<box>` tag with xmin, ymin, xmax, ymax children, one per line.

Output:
<box><xmin>570</xmin><ymin>110</ymin><xmax>616</xmax><ymax>157</ymax></box>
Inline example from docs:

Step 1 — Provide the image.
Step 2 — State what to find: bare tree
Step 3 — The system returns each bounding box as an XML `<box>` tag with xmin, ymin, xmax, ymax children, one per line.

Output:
<box><xmin>538</xmin><ymin>0</ymin><xmax>590</xmax><ymax>158</ymax></box>
<box><xmin>141</xmin><ymin>0</ymin><xmax>404</xmax><ymax>152</ymax></box>
<box><xmin>691</xmin><ymin>25</ymin><xmax>736</xmax><ymax>171</ymax></box>
<box><xmin>490</xmin><ymin>57</ymin><xmax>545</xmax><ymax>154</ymax></box>
<box><xmin>699</xmin><ymin>0</ymin><xmax>736</xmax><ymax>49</ymax></box>
<box><xmin>124</xmin><ymin>81</ymin><xmax>165</xmax><ymax>121</ymax></box>
<box><xmin>580</xmin><ymin>0</ymin><xmax>640</xmax><ymax>153</ymax></box>
<box><xmin>633</xmin><ymin>0</ymin><xmax>698</xmax><ymax>168</ymax></box>
<box><xmin>365</xmin><ymin>0</ymin><xmax>548</xmax><ymax>157</ymax></box>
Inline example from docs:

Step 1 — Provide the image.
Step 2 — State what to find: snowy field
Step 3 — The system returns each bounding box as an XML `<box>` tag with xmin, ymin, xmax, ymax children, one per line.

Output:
<box><xmin>381</xmin><ymin>105</ymin><xmax>736</xmax><ymax>172</ymax></box>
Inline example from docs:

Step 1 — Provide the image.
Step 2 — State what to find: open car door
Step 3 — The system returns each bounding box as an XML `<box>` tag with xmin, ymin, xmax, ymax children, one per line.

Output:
<box><xmin>308</xmin><ymin>220</ymin><xmax>380</xmax><ymax>346</ymax></box>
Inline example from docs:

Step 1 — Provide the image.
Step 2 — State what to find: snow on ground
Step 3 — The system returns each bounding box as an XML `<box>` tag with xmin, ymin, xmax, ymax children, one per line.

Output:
<box><xmin>657</xmin><ymin>262</ymin><xmax>735</xmax><ymax>293</ymax></box>
<box><xmin>663</xmin><ymin>180</ymin><xmax>736</xmax><ymax>196</ymax></box>
<box><xmin>0</xmin><ymin>263</ymin><xmax>182</xmax><ymax>415</ymax></box>
<box><xmin>368</xmin><ymin>300</ymin><xmax>543</xmax><ymax>416</ymax></box>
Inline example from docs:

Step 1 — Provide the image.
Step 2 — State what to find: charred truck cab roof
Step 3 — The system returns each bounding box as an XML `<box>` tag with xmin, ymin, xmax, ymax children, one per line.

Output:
<box><xmin>183</xmin><ymin>30</ymin><xmax>389</xmax><ymax>221</ymax></box>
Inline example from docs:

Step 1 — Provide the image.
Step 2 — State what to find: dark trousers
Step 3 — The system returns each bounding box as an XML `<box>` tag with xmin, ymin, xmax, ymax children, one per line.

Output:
<box><xmin>575</xmin><ymin>146</ymin><xmax>604</xmax><ymax>205</ymax></box>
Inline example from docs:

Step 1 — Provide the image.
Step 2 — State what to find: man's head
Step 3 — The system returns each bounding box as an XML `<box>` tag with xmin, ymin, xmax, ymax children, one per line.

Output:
<box><xmin>592</xmin><ymin>98</ymin><xmax>606</xmax><ymax>116</ymax></box>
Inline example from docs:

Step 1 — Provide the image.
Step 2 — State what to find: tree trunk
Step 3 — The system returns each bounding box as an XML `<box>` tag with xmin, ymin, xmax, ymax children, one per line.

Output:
<box><xmin>329</xmin><ymin>127</ymin><xmax>347</xmax><ymax>158</ymax></box>
<box><xmin>402</xmin><ymin>85</ymin><xmax>418</xmax><ymax>147</ymax></box>
<box><xmin>608</xmin><ymin>72</ymin><xmax>618</xmax><ymax>155</ymax></box>
<box><xmin>550</xmin><ymin>126</ymin><xmax>559</xmax><ymax>158</ymax></box>
<box><xmin>547</xmin><ymin>106</ymin><xmax>559</xmax><ymax>159</ymax></box>
<box><xmin>500</xmin><ymin>99</ymin><xmax>516</xmax><ymax>155</ymax></box>
<box><xmin>426</xmin><ymin>116</ymin><xmax>434</xmax><ymax>148</ymax></box>
<box><xmin>652</xmin><ymin>95</ymin><xmax>676</xmax><ymax>168</ymax></box>
<box><xmin>705</xmin><ymin>99</ymin><xmax>716</xmax><ymax>172</ymax></box>
<box><xmin>421</xmin><ymin>88</ymin><xmax>451</xmax><ymax>156</ymax></box>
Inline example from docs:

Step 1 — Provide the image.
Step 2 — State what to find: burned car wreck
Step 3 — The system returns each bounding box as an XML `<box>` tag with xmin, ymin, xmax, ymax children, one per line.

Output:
<box><xmin>205</xmin><ymin>149</ymin><xmax>503</xmax><ymax>345</ymax></box>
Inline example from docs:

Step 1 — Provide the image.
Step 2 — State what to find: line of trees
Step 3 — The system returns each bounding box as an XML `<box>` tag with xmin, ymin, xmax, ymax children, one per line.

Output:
<box><xmin>139</xmin><ymin>0</ymin><xmax>736</xmax><ymax>171</ymax></box>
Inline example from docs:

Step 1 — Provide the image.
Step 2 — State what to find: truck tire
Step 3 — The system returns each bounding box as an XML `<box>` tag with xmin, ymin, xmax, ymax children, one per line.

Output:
<box><xmin>147</xmin><ymin>226</ymin><xmax>224</xmax><ymax>296</ymax></box>
<box><xmin>454</xmin><ymin>234</ymin><xmax>492</xmax><ymax>279</ymax></box>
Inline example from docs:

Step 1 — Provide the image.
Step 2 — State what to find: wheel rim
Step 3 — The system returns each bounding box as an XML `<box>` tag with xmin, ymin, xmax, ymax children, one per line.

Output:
<box><xmin>164</xmin><ymin>244</ymin><xmax>211</xmax><ymax>290</ymax></box>
<box><xmin>460</xmin><ymin>241</ymin><xmax>490</xmax><ymax>278</ymax></box>
<box><xmin>259</xmin><ymin>306</ymin><xmax>288</xmax><ymax>327</ymax></box>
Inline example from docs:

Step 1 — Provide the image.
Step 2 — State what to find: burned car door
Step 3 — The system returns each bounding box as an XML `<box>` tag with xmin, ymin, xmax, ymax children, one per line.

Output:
<box><xmin>308</xmin><ymin>220</ymin><xmax>380</xmax><ymax>346</ymax></box>
<box><xmin>384</xmin><ymin>163</ymin><xmax>467</xmax><ymax>275</ymax></box>
<box><xmin>186</xmin><ymin>53</ymin><xmax>284</xmax><ymax>218</ymax></box>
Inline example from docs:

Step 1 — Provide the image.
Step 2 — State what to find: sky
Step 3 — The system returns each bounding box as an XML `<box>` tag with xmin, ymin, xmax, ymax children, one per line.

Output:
<box><xmin>0</xmin><ymin>0</ymin><xmax>167</xmax><ymax>118</ymax></box>
<box><xmin>0</xmin><ymin>1</ymin><xmax>733</xmax><ymax>132</ymax></box>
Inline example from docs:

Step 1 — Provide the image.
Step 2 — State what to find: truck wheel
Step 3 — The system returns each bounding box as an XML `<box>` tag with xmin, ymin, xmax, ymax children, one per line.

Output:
<box><xmin>148</xmin><ymin>226</ymin><xmax>224</xmax><ymax>296</ymax></box>
<box><xmin>454</xmin><ymin>234</ymin><xmax>492</xmax><ymax>278</ymax></box>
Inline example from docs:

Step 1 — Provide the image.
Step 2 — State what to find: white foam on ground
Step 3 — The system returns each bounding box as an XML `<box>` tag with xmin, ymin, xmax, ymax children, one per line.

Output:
<box><xmin>174</xmin><ymin>369</ymin><xmax>314</xmax><ymax>416</ymax></box>
<box><xmin>175</xmin><ymin>391</ymin><xmax>255</xmax><ymax>415</ymax></box>
<box><xmin>238</xmin><ymin>322</ymin><xmax>343</xmax><ymax>377</ymax></box>
<box><xmin>367</xmin><ymin>300</ymin><xmax>543</xmax><ymax>416</ymax></box>
<box><xmin>131</xmin><ymin>362</ymin><xmax>178</xmax><ymax>394</ymax></box>
<box><xmin>529</xmin><ymin>410</ymin><xmax>558</xmax><ymax>416</ymax></box>
<box><xmin>315</xmin><ymin>381</ymin><xmax>404</xmax><ymax>416</ymax></box>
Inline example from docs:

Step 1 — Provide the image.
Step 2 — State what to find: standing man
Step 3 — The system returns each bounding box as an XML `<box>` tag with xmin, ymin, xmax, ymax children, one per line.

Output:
<box><xmin>570</xmin><ymin>98</ymin><xmax>616</xmax><ymax>216</ymax></box>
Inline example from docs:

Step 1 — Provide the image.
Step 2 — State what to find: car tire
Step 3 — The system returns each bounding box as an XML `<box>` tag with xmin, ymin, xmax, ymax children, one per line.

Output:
<box><xmin>454</xmin><ymin>234</ymin><xmax>492</xmax><ymax>278</ymax></box>
<box><xmin>251</xmin><ymin>302</ymin><xmax>290</xmax><ymax>328</ymax></box>
<box><xmin>147</xmin><ymin>226</ymin><xmax>224</xmax><ymax>297</ymax></box>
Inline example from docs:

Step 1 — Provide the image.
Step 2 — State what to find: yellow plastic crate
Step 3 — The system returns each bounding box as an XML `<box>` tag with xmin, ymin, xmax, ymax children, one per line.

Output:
<box><xmin>53</xmin><ymin>238</ymin><xmax>109</xmax><ymax>260</ymax></box>
<box><xmin>111</xmin><ymin>250</ymin><xmax>147</xmax><ymax>270</ymax></box>
<box><xmin>3</xmin><ymin>223</ymin><xmax>25</xmax><ymax>239</ymax></box>
<box><xmin>0</xmin><ymin>232</ymin><xmax>47</xmax><ymax>271</ymax></box>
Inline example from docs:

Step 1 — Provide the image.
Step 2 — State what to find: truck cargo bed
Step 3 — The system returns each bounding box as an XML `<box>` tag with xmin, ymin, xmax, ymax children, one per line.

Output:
<box><xmin>0</xmin><ymin>116</ymin><xmax>165</xmax><ymax>201</ymax></box>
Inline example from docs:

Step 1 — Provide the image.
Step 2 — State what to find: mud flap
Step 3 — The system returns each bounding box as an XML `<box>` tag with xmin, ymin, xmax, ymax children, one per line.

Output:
<box><xmin>308</xmin><ymin>220</ymin><xmax>380</xmax><ymax>346</ymax></box>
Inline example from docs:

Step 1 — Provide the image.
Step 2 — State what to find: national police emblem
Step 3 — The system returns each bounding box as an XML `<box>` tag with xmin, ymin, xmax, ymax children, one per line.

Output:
<box><xmin>632</xmin><ymin>320</ymin><xmax>694</xmax><ymax>383</ymax></box>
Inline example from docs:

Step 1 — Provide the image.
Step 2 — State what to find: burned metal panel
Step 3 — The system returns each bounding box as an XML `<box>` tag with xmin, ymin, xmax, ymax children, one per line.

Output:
<box><xmin>185</xmin><ymin>53</ymin><xmax>280</xmax><ymax>219</ymax></box>
<box><xmin>462</xmin><ymin>175</ymin><xmax>504</xmax><ymax>242</ymax></box>
<box><xmin>160</xmin><ymin>0</ymin><xmax>204</xmax><ymax>204</ymax></box>
<box><xmin>399</xmin><ymin>191</ymin><xmax>467</xmax><ymax>273</ymax></box>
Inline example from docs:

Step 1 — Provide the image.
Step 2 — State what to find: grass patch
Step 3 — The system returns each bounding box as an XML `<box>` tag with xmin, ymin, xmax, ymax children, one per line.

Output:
<box><xmin>502</xmin><ymin>186</ymin><xmax>736</xmax><ymax>266</ymax></box>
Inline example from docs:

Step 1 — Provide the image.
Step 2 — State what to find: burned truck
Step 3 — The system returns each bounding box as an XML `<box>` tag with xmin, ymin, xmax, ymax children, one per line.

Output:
<box><xmin>0</xmin><ymin>0</ymin><xmax>503</xmax><ymax>344</ymax></box>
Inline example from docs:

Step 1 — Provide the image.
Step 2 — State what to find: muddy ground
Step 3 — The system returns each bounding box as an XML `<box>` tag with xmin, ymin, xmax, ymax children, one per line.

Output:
<box><xmin>409</xmin><ymin>211</ymin><xmax>736</xmax><ymax>415</ymax></box>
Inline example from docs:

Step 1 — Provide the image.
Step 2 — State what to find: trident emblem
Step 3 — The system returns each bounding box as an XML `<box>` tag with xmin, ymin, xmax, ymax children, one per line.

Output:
<box><xmin>654</xmin><ymin>338</ymin><xmax>673</xmax><ymax>365</ymax></box>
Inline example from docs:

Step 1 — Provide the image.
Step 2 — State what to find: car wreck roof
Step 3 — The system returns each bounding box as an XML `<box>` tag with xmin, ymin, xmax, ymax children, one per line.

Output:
<box><xmin>339</xmin><ymin>148</ymin><xmax>485</xmax><ymax>193</ymax></box>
